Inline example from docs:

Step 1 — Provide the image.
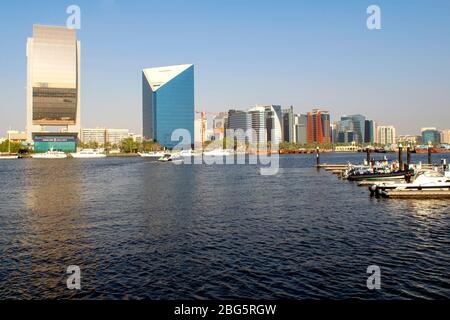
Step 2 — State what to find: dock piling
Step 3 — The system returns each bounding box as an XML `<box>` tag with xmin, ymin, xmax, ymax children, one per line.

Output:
<box><xmin>428</xmin><ymin>146</ymin><xmax>432</xmax><ymax>165</ymax></box>
<box><xmin>398</xmin><ymin>144</ymin><xmax>403</xmax><ymax>170</ymax></box>
<box><xmin>316</xmin><ymin>147</ymin><xmax>320</xmax><ymax>167</ymax></box>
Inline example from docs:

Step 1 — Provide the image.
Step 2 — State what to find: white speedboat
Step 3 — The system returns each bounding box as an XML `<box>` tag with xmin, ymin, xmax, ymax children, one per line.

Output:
<box><xmin>138</xmin><ymin>151</ymin><xmax>167</xmax><ymax>158</ymax></box>
<box><xmin>0</xmin><ymin>154</ymin><xmax>19</xmax><ymax>160</ymax></box>
<box><xmin>158</xmin><ymin>153</ymin><xmax>184</xmax><ymax>164</ymax></box>
<box><xmin>370</xmin><ymin>170</ymin><xmax>450</xmax><ymax>197</ymax></box>
<box><xmin>31</xmin><ymin>149</ymin><xmax>67</xmax><ymax>159</ymax></box>
<box><xmin>203</xmin><ymin>149</ymin><xmax>234</xmax><ymax>157</ymax></box>
<box><xmin>71</xmin><ymin>149</ymin><xmax>107</xmax><ymax>159</ymax></box>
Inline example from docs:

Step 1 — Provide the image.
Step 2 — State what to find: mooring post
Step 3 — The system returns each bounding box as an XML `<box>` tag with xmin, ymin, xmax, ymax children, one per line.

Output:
<box><xmin>406</xmin><ymin>144</ymin><xmax>411</xmax><ymax>167</ymax></box>
<box><xmin>366</xmin><ymin>148</ymin><xmax>371</xmax><ymax>167</ymax></box>
<box><xmin>316</xmin><ymin>146</ymin><xmax>320</xmax><ymax>167</ymax></box>
<box><xmin>428</xmin><ymin>146</ymin><xmax>432</xmax><ymax>165</ymax></box>
<box><xmin>398</xmin><ymin>144</ymin><xmax>403</xmax><ymax>171</ymax></box>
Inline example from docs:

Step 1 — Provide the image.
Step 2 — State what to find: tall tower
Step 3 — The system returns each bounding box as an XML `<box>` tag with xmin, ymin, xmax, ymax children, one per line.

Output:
<box><xmin>142</xmin><ymin>64</ymin><xmax>195</xmax><ymax>148</ymax></box>
<box><xmin>26</xmin><ymin>25</ymin><xmax>81</xmax><ymax>152</ymax></box>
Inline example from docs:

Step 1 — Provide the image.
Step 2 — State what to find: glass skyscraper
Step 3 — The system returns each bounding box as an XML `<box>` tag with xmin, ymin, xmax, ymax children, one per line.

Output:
<box><xmin>143</xmin><ymin>64</ymin><xmax>195</xmax><ymax>148</ymax></box>
<box><xmin>26</xmin><ymin>25</ymin><xmax>81</xmax><ymax>151</ymax></box>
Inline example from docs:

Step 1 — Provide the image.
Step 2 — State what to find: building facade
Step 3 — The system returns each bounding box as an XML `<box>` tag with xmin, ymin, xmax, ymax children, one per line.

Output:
<box><xmin>227</xmin><ymin>110</ymin><xmax>251</xmax><ymax>143</ymax></box>
<box><xmin>364</xmin><ymin>120</ymin><xmax>376</xmax><ymax>144</ymax></box>
<box><xmin>441</xmin><ymin>129</ymin><xmax>450</xmax><ymax>144</ymax></box>
<box><xmin>26</xmin><ymin>25</ymin><xmax>81</xmax><ymax>152</ymax></box>
<box><xmin>376</xmin><ymin>126</ymin><xmax>396</xmax><ymax>145</ymax></box>
<box><xmin>264</xmin><ymin>105</ymin><xmax>283</xmax><ymax>145</ymax></box>
<box><xmin>421</xmin><ymin>128</ymin><xmax>441</xmax><ymax>145</ymax></box>
<box><xmin>282</xmin><ymin>106</ymin><xmax>295</xmax><ymax>143</ymax></box>
<box><xmin>143</xmin><ymin>64</ymin><xmax>195</xmax><ymax>148</ymax></box>
<box><xmin>295</xmin><ymin>114</ymin><xmax>308</xmax><ymax>145</ymax></box>
<box><xmin>248</xmin><ymin>106</ymin><xmax>267</xmax><ymax>146</ymax></box>
<box><xmin>307</xmin><ymin>109</ymin><xmax>331</xmax><ymax>144</ymax></box>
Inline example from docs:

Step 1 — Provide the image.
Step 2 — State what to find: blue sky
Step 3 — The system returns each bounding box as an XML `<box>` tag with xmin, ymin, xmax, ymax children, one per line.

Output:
<box><xmin>1</xmin><ymin>0</ymin><xmax>449</xmax><ymax>136</ymax></box>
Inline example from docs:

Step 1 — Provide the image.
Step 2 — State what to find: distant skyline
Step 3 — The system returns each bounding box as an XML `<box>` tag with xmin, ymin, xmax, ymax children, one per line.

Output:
<box><xmin>1</xmin><ymin>0</ymin><xmax>450</xmax><ymax>137</ymax></box>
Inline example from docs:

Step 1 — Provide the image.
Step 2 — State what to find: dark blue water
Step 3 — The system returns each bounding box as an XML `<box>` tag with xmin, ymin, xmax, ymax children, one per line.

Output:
<box><xmin>0</xmin><ymin>153</ymin><xmax>449</xmax><ymax>300</ymax></box>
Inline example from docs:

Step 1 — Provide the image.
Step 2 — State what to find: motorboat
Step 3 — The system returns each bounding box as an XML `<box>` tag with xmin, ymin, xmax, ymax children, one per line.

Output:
<box><xmin>71</xmin><ymin>149</ymin><xmax>106</xmax><ymax>159</ymax></box>
<box><xmin>203</xmin><ymin>149</ymin><xmax>234</xmax><ymax>157</ymax></box>
<box><xmin>31</xmin><ymin>148</ymin><xmax>67</xmax><ymax>159</ymax></box>
<box><xmin>158</xmin><ymin>154</ymin><xmax>183</xmax><ymax>164</ymax></box>
<box><xmin>0</xmin><ymin>154</ymin><xmax>19</xmax><ymax>160</ymax></box>
<box><xmin>369</xmin><ymin>170</ymin><xmax>450</xmax><ymax>197</ymax></box>
<box><xmin>138</xmin><ymin>151</ymin><xmax>167</xmax><ymax>158</ymax></box>
<box><xmin>344</xmin><ymin>161</ymin><xmax>412</xmax><ymax>181</ymax></box>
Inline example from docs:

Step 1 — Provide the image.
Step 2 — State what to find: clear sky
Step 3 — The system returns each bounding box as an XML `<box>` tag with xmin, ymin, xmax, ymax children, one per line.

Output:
<box><xmin>1</xmin><ymin>0</ymin><xmax>449</xmax><ymax>136</ymax></box>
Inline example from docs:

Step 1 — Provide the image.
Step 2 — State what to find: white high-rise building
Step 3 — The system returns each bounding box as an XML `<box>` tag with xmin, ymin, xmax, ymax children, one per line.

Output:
<box><xmin>441</xmin><ymin>129</ymin><xmax>450</xmax><ymax>144</ymax></box>
<box><xmin>376</xmin><ymin>126</ymin><xmax>396</xmax><ymax>145</ymax></box>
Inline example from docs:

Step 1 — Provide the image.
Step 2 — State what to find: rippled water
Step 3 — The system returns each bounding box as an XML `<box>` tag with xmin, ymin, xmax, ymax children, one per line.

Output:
<box><xmin>0</xmin><ymin>153</ymin><xmax>449</xmax><ymax>300</ymax></box>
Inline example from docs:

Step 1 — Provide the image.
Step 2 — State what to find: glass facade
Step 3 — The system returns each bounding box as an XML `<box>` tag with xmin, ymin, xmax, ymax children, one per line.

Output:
<box><xmin>143</xmin><ymin>65</ymin><xmax>194</xmax><ymax>148</ymax></box>
<box><xmin>30</xmin><ymin>25</ymin><xmax>79</xmax><ymax>125</ymax></box>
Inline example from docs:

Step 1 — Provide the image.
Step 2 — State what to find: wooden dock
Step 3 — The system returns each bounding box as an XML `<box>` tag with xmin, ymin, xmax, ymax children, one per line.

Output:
<box><xmin>383</xmin><ymin>189</ymin><xmax>450</xmax><ymax>199</ymax></box>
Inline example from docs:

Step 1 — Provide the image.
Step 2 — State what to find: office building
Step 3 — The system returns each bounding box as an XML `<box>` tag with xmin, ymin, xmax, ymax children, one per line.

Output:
<box><xmin>441</xmin><ymin>129</ymin><xmax>450</xmax><ymax>144</ymax></box>
<box><xmin>376</xmin><ymin>126</ymin><xmax>396</xmax><ymax>145</ymax></box>
<box><xmin>264</xmin><ymin>105</ymin><xmax>283</xmax><ymax>145</ymax></box>
<box><xmin>364</xmin><ymin>120</ymin><xmax>376</xmax><ymax>144</ymax></box>
<box><xmin>143</xmin><ymin>64</ymin><xmax>195</xmax><ymax>148</ymax></box>
<box><xmin>26</xmin><ymin>25</ymin><xmax>81</xmax><ymax>152</ymax></box>
<box><xmin>397</xmin><ymin>135</ymin><xmax>422</xmax><ymax>146</ymax></box>
<box><xmin>227</xmin><ymin>110</ymin><xmax>251</xmax><ymax>143</ymax></box>
<box><xmin>307</xmin><ymin>109</ymin><xmax>331</xmax><ymax>144</ymax></box>
<box><xmin>282</xmin><ymin>106</ymin><xmax>295</xmax><ymax>143</ymax></box>
<box><xmin>295</xmin><ymin>114</ymin><xmax>308</xmax><ymax>145</ymax></box>
<box><xmin>248</xmin><ymin>106</ymin><xmax>267</xmax><ymax>145</ymax></box>
<box><xmin>81</xmin><ymin>128</ymin><xmax>130</xmax><ymax>146</ymax></box>
<box><xmin>213</xmin><ymin>112</ymin><xmax>228</xmax><ymax>141</ymax></box>
<box><xmin>421</xmin><ymin>128</ymin><xmax>441</xmax><ymax>145</ymax></box>
<box><xmin>7</xmin><ymin>131</ymin><xmax>27</xmax><ymax>143</ymax></box>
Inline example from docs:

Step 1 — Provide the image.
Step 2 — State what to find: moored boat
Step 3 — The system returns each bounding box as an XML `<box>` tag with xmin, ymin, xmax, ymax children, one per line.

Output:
<box><xmin>138</xmin><ymin>151</ymin><xmax>167</xmax><ymax>158</ymax></box>
<box><xmin>31</xmin><ymin>148</ymin><xmax>67</xmax><ymax>159</ymax></box>
<box><xmin>71</xmin><ymin>149</ymin><xmax>106</xmax><ymax>159</ymax></box>
<box><xmin>369</xmin><ymin>170</ymin><xmax>450</xmax><ymax>198</ymax></box>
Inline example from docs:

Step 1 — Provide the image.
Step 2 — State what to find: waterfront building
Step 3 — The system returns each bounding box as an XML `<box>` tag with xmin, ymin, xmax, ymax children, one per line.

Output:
<box><xmin>143</xmin><ymin>64</ymin><xmax>195</xmax><ymax>148</ymax></box>
<box><xmin>295</xmin><ymin>114</ymin><xmax>308</xmax><ymax>145</ymax></box>
<box><xmin>376</xmin><ymin>126</ymin><xmax>396</xmax><ymax>146</ymax></box>
<box><xmin>338</xmin><ymin>131</ymin><xmax>355</xmax><ymax>143</ymax></box>
<box><xmin>264</xmin><ymin>105</ymin><xmax>283</xmax><ymax>145</ymax></box>
<box><xmin>441</xmin><ymin>129</ymin><xmax>450</xmax><ymax>144</ymax></box>
<box><xmin>282</xmin><ymin>106</ymin><xmax>295</xmax><ymax>143</ymax></box>
<box><xmin>7</xmin><ymin>131</ymin><xmax>27</xmax><ymax>143</ymax></box>
<box><xmin>307</xmin><ymin>109</ymin><xmax>331</xmax><ymax>144</ymax></box>
<box><xmin>421</xmin><ymin>127</ymin><xmax>441</xmax><ymax>145</ymax></box>
<box><xmin>397</xmin><ymin>135</ymin><xmax>422</xmax><ymax>146</ymax></box>
<box><xmin>81</xmin><ymin>128</ymin><xmax>130</xmax><ymax>146</ymax></box>
<box><xmin>194</xmin><ymin>117</ymin><xmax>207</xmax><ymax>149</ymax></box>
<box><xmin>26</xmin><ymin>25</ymin><xmax>81</xmax><ymax>152</ymax></box>
<box><xmin>213</xmin><ymin>112</ymin><xmax>228</xmax><ymax>141</ymax></box>
<box><xmin>364</xmin><ymin>120</ymin><xmax>376</xmax><ymax>144</ymax></box>
<box><xmin>106</xmin><ymin>129</ymin><xmax>130</xmax><ymax>146</ymax></box>
<box><xmin>81</xmin><ymin>128</ymin><xmax>107</xmax><ymax>145</ymax></box>
<box><xmin>227</xmin><ymin>110</ymin><xmax>251</xmax><ymax>143</ymax></box>
<box><xmin>248</xmin><ymin>106</ymin><xmax>267</xmax><ymax>146</ymax></box>
<box><xmin>337</xmin><ymin>115</ymin><xmax>366</xmax><ymax>144</ymax></box>
<box><xmin>330</xmin><ymin>122</ymin><xmax>339</xmax><ymax>144</ymax></box>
